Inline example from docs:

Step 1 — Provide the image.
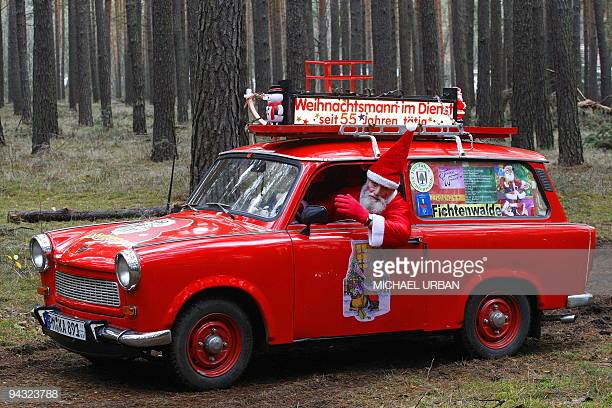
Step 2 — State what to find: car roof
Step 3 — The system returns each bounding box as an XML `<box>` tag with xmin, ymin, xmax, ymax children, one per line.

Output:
<box><xmin>224</xmin><ymin>138</ymin><xmax>548</xmax><ymax>163</ymax></box>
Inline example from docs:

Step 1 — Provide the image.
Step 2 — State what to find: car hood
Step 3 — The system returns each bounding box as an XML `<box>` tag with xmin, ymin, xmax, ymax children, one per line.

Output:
<box><xmin>52</xmin><ymin>212</ymin><xmax>264</xmax><ymax>271</ymax></box>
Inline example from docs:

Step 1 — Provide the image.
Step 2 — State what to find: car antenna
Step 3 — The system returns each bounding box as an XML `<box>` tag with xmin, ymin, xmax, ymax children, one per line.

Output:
<box><xmin>165</xmin><ymin>129</ymin><xmax>179</xmax><ymax>214</ymax></box>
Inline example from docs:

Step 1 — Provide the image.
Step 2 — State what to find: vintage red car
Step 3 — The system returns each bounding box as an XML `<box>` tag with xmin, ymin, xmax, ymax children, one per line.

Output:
<box><xmin>30</xmin><ymin>80</ymin><xmax>595</xmax><ymax>390</ymax></box>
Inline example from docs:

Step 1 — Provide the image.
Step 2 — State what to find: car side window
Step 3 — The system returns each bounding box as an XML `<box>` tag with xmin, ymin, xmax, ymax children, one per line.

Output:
<box><xmin>408</xmin><ymin>160</ymin><xmax>549</xmax><ymax>219</ymax></box>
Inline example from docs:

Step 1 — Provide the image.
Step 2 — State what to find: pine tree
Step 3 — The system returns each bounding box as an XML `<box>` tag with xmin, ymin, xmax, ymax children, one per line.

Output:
<box><xmin>490</xmin><ymin>0</ymin><xmax>503</xmax><ymax>126</ymax></box>
<box><xmin>151</xmin><ymin>0</ymin><xmax>176</xmax><ymax>162</ymax></box>
<box><xmin>511</xmin><ymin>0</ymin><xmax>535</xmax><ymax>149</ymax></box>
<box><xmin>465</xmin><ymin>0</ymin><xmax>475</xmax><ymax>106</ymax></box>
<box><xmin>548</xmin><ymin>0</ymin><xmax>583</xmax><ymax>165</ymax></box>
<box><xmin>399</xmin><ymin>0</ymin><xmax>414</xmax><ymax>95</ymax></box>
<box><xmin>451</xmin><ymin>0</ymin><xmax>468</xmax><ymax>106</ymax></box>
<box><xmin>0</xmin><ymin>2</ymin><xmax>4</xmax><ymax>107</ymax></box>
<box><xmin>409</xmin><ymin>0</ymin><xmax>424</xmax><ymax>94</ymax></box>
<box><xmin>476</xmin><ymin>0</ymin><xmax>491</xmax><ymax>125</ymax></box>
<box><xmin>253</xmin><ymin>0</ymin><xmax>271</xmax><ymax>91</ymax></box>
<box><xmin>417</xmin><ymin>0</ymin><xmax>441</xmax><ymax>95</ymax></box>
<box><xmin>68</xmin><ymin>0</ymin><xmax>79</xmax><ymax>109</ymax></box>
<box><xmin>15</xmin><ymin>0</ymin><xmax>32</xmax><ymax>122</ymax></box>
<box><xmin>286</xmin><ymin>1</ymin><xmax>308</xmax><ymax>89</ymax></box>
<box><xmin>89</xmin><ymin>0</ymin><xmax>100</xmax><ymax>103</ymax></box>
<box><xmin>372</xmin><ymin>0</ymin><xmax>396</xmax><ymax>92</ymax></box>
<box><xmin>593</xmin><ymin>0</ymin><xmax>611</xmax><ymax>105</ymax></box>
<box><xmin>95</xmin><ymin>0</ymin><xmax>113</xmax><ymax>128</ymax></box>
<box><xmin>532</xmin><ymin>0</ymin><xmax>554</xmax><ymax>149</ymax></box>
<box><xmin>32</xmin><ymin>0</ymin><xmax>58</xmax><ymax>153</ymax></box>
<box><xmin>125</xmin><ymin>0</ymin><xmax>146</xmax><ymax>133</ymax></box>
<box><xmin>8</xmin><ymin>0</ymin><xmax>23</xmax><ymax>113</ymax></box>
<box><xmin>190</xmin><ymin>0</ymin><xmax>244</xmax><ymax>189</ymax></box>
<box><xmin>77</xmin><ymin>0</ymin><xmax>94</xmax><ymax>126</ymax></box>
<box><xmin>503</xmin><ymin>0</ymin><xmax>513</xmax><ymax>89</ymax></box>
<box><xmin>173</xmin><ymin>0</ymin><xmax>189</xmax><ymax>122</ymax></box>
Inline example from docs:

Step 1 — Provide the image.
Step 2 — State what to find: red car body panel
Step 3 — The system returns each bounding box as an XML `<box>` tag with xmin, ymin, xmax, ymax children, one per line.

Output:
<box><xmin>38</xmin><ymin>136</ymin><xmax>595</xmax><ymax>346</ymax></box>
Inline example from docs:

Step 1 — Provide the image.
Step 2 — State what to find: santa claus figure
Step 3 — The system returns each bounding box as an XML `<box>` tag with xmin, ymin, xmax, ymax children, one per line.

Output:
<box><xmin>499</xmin><ymin>165</ymin><xmax>529</xmax><ymax>216</ymax></box>
<box><xmin>333</xmin><ymin>130</ymin><xmax>414</xmax><ymax>247</ymax></box>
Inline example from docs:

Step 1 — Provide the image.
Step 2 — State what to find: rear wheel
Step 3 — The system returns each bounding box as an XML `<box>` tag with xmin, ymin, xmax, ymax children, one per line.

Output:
<box><xmin>168</xmin><ymin>299</ymin><xmax>253</xmax><ymax>390</ymax></box>
<box><xmin>460</xmin><ymin>295</ymin><xmax>530</xmax><ymax>358</ymax></box>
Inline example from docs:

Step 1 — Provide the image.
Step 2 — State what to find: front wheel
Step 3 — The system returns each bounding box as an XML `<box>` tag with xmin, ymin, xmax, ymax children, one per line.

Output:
<box><xmin>168</xmin><ymin>299</ymin><xmax>253</xmax><ymax>390</ymax></box>
<box><xmin>460</xmin><ymin>295</ymin><xmax>531</xmax><ymax>358</ymax></box>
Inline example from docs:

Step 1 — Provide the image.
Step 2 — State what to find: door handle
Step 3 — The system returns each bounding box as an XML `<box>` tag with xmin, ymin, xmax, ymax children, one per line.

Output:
<box><xmin>407</xmin><ymin>237</ymin><xmax>423</xmax><ymax>245</ymax></box>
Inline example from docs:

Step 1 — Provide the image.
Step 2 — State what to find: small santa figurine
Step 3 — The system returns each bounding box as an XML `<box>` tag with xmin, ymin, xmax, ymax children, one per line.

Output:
<box><xmin>333</xmin><ymin>129</ymin><xmax>414</xmax><ymax>247</ymax></box>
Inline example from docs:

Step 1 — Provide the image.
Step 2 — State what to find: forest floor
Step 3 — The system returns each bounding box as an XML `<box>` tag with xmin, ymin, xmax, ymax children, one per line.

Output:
<box><xmin>0</xmin><ymin>101</ymin><xmax>610</xmax><ymax>406</ymax></box>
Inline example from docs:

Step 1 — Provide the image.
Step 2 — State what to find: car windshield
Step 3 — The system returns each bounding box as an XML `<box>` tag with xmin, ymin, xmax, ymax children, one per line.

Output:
<box><xmin>189</xmin><ymin>157</ymin><xmax>300</xmax><ymax>220</ymax></box>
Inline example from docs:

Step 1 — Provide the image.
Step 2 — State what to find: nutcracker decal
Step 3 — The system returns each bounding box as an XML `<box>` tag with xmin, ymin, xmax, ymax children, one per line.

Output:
<box><xmin>342</xmin><ymin>240</ymin><xmax>391</xmax><ymax>321</ymax></box>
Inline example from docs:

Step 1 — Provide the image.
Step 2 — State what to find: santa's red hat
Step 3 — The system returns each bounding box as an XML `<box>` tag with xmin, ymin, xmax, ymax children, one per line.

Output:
<box><xmin>367</xmin><ymin>128</ymin><xmax>416</xmax><ymax>190</ymax></box>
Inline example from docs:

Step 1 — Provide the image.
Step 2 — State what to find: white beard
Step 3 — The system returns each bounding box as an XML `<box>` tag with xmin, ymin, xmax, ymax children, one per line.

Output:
<box><xmin>359</xmin><ymin>184</ymin><xmax>387</xmax><ymax>215</ymax></box>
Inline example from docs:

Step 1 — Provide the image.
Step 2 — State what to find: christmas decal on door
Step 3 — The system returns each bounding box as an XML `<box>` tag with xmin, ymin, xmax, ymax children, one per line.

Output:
<box><xmin>342</xmin><ymin>240</ymin><xmax>391</xmax><ymax>321</ymax></box>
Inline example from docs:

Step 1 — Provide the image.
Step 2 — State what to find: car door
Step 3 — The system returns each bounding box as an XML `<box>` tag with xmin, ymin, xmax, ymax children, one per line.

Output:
<box><xmin>288</xmin><ymin>164</ymin><xmax>427</xmax><ymax>340</ymax></box>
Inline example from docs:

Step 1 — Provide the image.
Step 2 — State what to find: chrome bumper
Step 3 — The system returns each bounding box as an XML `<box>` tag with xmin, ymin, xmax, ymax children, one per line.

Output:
<box><xmin>32</xmin><ymin>306</ymin><xmax>172</xmax><ymax>348</ymax></box>
<box><xmin>567</xmin><ymin>293</ymin><xmax>593</xmax><ymax>308</ymax></box>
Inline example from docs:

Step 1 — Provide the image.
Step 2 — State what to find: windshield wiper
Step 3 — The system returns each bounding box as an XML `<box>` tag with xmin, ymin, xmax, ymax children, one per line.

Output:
<box><xmin>205</xmin><ymin>202</ymin><xmax>236</xmax><ymax>219</ymax></box>
<box><xmin>181</xmin><ymin>203</ymin><xmax>200</xmax><ymax>212</ymax></box>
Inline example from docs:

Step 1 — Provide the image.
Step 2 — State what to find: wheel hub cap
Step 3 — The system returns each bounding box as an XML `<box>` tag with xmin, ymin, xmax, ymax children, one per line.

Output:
<box><xmin>488</xmin><ymin>310</ymin><xmax>507</xmax><ymax>329</ymax></box>
<box><xmin>204</xmin><ymin>334</ymin><xmax>224</xmax><ymax>355</ymax></box>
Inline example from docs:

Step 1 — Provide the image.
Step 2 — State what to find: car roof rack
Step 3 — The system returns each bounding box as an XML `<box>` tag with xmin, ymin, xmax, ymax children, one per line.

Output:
<box><xmin>244</xmin><ymin>59</ymin><xmax>518</xmax><ymax>156</ymax></box>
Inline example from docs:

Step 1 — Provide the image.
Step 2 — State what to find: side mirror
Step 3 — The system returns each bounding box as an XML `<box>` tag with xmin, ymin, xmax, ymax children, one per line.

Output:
<box><xmin>300</xmin><ymin>205</ymin><xmax>329</xmax><ymax>236</ymax></box>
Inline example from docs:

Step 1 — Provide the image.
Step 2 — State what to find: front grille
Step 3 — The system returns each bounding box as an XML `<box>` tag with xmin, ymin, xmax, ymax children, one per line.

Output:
<box><xmin>55</xmin><ymin>271</ymin><xmax>120</xmax><ymax>307</ymax></box>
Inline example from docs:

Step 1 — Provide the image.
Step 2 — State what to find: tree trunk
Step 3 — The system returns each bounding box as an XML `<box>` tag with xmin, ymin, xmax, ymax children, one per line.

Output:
<box><xmin>476</xmin><ymin>0</ymin><xmax>491</xmax><ymax>125</ymax></box>
<box><xmin>572</xmin><ymin>0</ymin><xmax>582</xmax><ymax>91</ymax></box>
<box><xmin>593</xmin><ymin>0</ymin><xmax>611</xmax><ymax>106</ymax></box>
<box><xmin>54</xmin><ymin>0</ymin><xmax>62</xmax><ymax>101</ymax></box>
<box><xmin>68</xmin><ymin>0</ymin><xmax>79</xmax><ymax>109</ymax></box>
<box><xmin>548</xmin><ymin>0</ymin><xmax>583</xmax><ymax>165</ymax></box>
<box><xmin>409</xmin><ymin>0</ymin><xmax>423</xmax><ymax>94</ymax></box>
<box><xmin>142</xmin><ymin>0</ymin><xmax>150</xmax><ymax>100</ymax></box>
<box><xmin>465</xmin><ymin>0</ymin><xmax>475</xmax><ymax>106</ymax></box>
<box><xmin>0</xmin><ymin>118</ymin><xmax>4</xmax><ymax>146</ymax></box>
<box><xmin>95</xmin><ymin>0</ymin><xmax>113</xmax><ymax>128</ymax></box>
<box><xmin>89</xmin><ymin>1</ymin><xmax>100</xmax><ymax>103</ymax></box>
<box><xmin>286</xmin><ymin>1</ymin><xmax>308</xmax><ymax>89</ymax></box>
<box><xmin>434</xmin><ymin>0</ymin><xmax>444</xmax><ymax>84</ymax></box>
<box><xmin>451</xmin><ymin>0</ymin><xmax>468</xmax><ymax>105</ymax></box>
<box><xmin>532</xmin><ymin>0</ymin><xmax>554</xmax><ymax>149</ymax></box>
<box><xmin>77</xmin><ymin>0</ymin><xmax>94</xmax><ymax>126</ymax></box>
<box><xmin>151</xmin><ymin>0</ymin><xmax>176</xmax><ymax>162</ymax></box>
<box><xmin>114</xmin><ymin>0</ymin><xmax>123</xmax><ymax>99</ymax></box>
<box><xmin>417</xmin><ymin>0</ymin><xmax>440</xmax><ymax>95</ymax></box>
<box><xmin>340</xmin><ymin>0</ymin><xmax>349</xmax><ymax>63</ymax></box>
<box><xmin>511</xmin><ymin>0</ymin><xmax>535</xmax><ymax>150</ymax></box>
<box><xmin>372</xmin><ymin>0</ymin><xmax>396</xmax><ymax>92</ymax></box>
<box><xmin>318</xmin><ymin>0</ymin><xmax>328</xmax><ymax>61</ymax></box>
<box><xmin>253</xmin><ymin>0</ymin><xmax>271</xmax><ymax>91</ymax></box>
<box><xmin>32</xmin><ymin>0</ymin><xmax>58</xmax><ymax>153</ymax></box>
<box><xmin>15</xmin><ymin>0</ymin><xmax>32</xmax><ymax>123</ymax></box>
<box><xmin>124</xmin><ymin>1</ymin><xmax>134</xmax><ymax>105</ymax></box>
<box><xmin>489</xmin><ymin>0</ymin><xmax>503</xmax><ymax>126</ymax></box>
<box><xmin>503</xmin><ymin>0</ymin><xmax>513</xmax><ymax>90</ymax></box>
<box><xmin>187</xmin><ymin>0</ymin><xmax>199</xmax><ymax>109</ymax></box>
<box><xmin>60</xmin><ymin>0</ymin><xmax>66</xmax><ymax>100</ymax></box>
<box><xmin>350</xmin><ymin>0</ymin><xmax>364</xmax><ymax>92</ymax></box>
<box><xmin>305</xmin><ymin>0</ymin><xmax>315</xmax><ymax>58</ymax></box>
<box><xmin>0</xmin><ymin>2</ymin><xmax>4</xmax><ymax>107</ymax></box>
<box><xmin>330</xmin><ymin>0</ymin><xmax>340</xmax><ymax>64</ymax></box>
<box><xmin>271</xmin><ymin>0</ymin><xmax>284</xmax><ymax>83</ymax></box>
<box><xmin>173</xmin><ymin>0</ymin><xmax>189</xmax><ymax>123</ymax></box>
<box><xmin>584</xmin><ymin>0</ymin><xmax>598</xmax><ymax>99</ymax></box>
<box><xmin>399</xmin><ymin>0</ymin><xmax>414</xmax><ymax>95</ymax></box>
<box><xmin>8</xmin><ymin>0</ymin><xmax>23</xmax><ymax>114</ymax></box>
<box><xmin>125</xmin><ymin>0</ymin><xmax>147</xmax><ymax>133</ymax></box>
<box><xmin>190</xmin><ymin>0</ymin><xmax>244</xmax><ymax>189</ymax></box>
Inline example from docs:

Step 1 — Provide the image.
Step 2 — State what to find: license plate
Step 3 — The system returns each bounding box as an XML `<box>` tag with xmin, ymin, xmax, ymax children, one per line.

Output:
<box><xmin>43</xmin><ymin>311</ymin><xmax>86</xmax><ymax>341</ymax></box>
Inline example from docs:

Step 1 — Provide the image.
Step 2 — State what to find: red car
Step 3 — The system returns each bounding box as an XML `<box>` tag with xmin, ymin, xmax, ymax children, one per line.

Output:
<box><xmin>30</xmin><ymin>80</ymin><xmax>594</xmax><ymax>390</ymax></box>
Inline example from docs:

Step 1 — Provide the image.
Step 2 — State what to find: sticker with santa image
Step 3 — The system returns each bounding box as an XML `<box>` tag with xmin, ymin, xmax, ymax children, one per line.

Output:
<box><xmin>342</xmin><ymin>240</ymin><xmax>391</xmax><ymax>322</ymax></box>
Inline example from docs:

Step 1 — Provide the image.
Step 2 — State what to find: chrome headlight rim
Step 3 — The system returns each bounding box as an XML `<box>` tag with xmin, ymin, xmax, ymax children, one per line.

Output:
<box><xmin>29</xmin><ymin>234</ymin><xmax>52</xmax><ymax>272</ymax></box>
<box><xmin>115</xmin><ymin>249</ymin><xmax>141</xmax><ymax>291</ymax></box>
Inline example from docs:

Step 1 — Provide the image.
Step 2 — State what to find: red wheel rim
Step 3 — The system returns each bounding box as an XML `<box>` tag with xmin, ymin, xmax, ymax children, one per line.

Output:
<box><xmin>187</xmin><ymin>313</ymin><xmax>242</xmax><ymax>377</ymax></box>
<box><xmin>475</xmin><ymin>296</ymin><xmax>521</xmax><ymax>350</ymax></box>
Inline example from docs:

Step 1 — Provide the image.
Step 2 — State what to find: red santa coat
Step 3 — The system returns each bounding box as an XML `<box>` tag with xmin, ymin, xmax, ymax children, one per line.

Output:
<box><xmin>315</xmin><ymin>186</ymin><xmax>412</xmax><ymax>248</ymax></box>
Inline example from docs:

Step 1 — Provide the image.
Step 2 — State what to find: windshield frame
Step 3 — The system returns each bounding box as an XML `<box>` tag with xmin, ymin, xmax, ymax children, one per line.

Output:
<box><xmin>187</xmin><ymin>153</ymin><xmax>303</xmax><ymax>222</ymax></box>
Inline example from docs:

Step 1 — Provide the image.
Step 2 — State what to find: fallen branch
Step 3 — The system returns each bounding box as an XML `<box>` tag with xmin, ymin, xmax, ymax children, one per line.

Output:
<box><xmin>578</xmin><ymin>99</ymin><xmax>612</xmax><ymax>113</ymax></box>
<box><xmin>7</xmin><ymin>205</ymin><xmax>183</xmax><ymax>223</ymax></box>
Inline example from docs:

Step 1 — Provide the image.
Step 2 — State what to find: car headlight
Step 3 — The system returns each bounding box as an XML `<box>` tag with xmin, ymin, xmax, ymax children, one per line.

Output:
<box><xmin>29</xmin><ymin>234</ymin><xmax>52</xmax><ymax>272</ymax></box>
<box><xmin>115</xmin><ymin>249</ymin><xmax>141</xmax><ymax>291</ymax></box>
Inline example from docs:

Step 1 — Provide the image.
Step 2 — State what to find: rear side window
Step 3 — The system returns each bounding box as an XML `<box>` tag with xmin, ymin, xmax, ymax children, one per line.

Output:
<box><xmin>408</xmin><ymin>161</ymin><xmax>548</xmax><ymax>219</ymax></box>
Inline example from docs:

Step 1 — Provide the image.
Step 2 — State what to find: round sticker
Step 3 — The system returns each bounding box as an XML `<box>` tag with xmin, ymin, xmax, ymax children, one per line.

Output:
<box><xmin>410</xmin><ymin>162</ymin><xmax>434</xmax><ymax>192</ymax></box>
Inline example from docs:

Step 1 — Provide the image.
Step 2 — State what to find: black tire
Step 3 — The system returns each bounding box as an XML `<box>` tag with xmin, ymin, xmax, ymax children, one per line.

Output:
<box><xmin>460</xmin><ymin>295</ymin><xmax>531</xmax><ymax>358</ymax></box>
<box><xmin>168</xmin><ymin>299</ymin><xmax>253</xmax><ymax>390</ymax></box>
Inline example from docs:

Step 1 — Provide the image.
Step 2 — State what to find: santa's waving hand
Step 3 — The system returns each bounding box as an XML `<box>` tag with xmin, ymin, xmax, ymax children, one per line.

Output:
<box><xmin>335</xmin><ymin>129</ymin><xmax>414</xmax><ymax>248</ymax></box>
